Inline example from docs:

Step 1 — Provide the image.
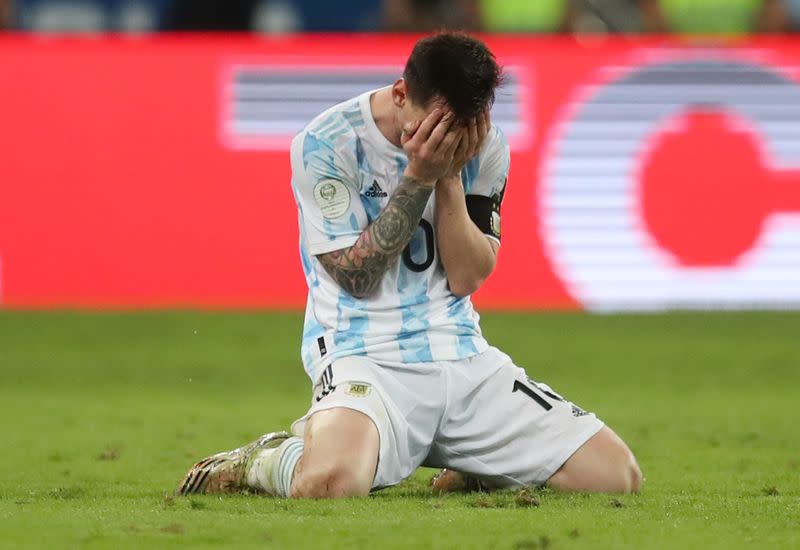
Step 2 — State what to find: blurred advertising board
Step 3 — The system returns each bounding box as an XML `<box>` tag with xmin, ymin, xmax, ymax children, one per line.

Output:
<box><xmin>1</xmin><ymin>35</ymin><xmax>798</xmax><ymax>310</ymax></box>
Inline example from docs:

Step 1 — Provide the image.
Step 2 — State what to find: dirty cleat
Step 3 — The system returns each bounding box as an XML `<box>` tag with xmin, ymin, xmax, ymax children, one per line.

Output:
<box><xmin>177</xmin><ymin>431</ymin><xmax>290</xmax><ymax>495</ymax></box>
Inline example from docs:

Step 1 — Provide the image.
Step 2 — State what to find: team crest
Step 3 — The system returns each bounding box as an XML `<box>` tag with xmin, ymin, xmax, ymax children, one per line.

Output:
<box><xmin>345</xmin><ymin>382</ymin><xmax>371</xmax><ymax>397</ymax></box>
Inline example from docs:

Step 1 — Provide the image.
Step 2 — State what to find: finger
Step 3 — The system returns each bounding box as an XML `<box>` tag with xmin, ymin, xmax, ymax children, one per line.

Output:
<box><xmin>409</xmin><ymin>108</ymin><xmax>445</xmax><ymax>146</ymax></box>
<box><xmin>400</xmin><ymin>119</ymin><xmax>422</xmax><ymax>146</ymax></box>
<box><xmin>476</xmin><ymin>111</ymin><xmax>487</xmax><ymax>140</ymax></box>
<box><xmin>446</xmin><ymin>135</ymin><xmax>466</xmax><ymax>170</ymax></box>
<box><xmin>428</xmin><ymin>112</ymin><xmax>456</xmax><ymax>150</ymax></box>
<box><xmin>404</xmin><ymin>119</ymin><xmax>422</xmax><ymax>135</ymax></box>
<box><xmin>433</xmin><ymin>130</ymin><xmax>460</xmax><ymax>165</ymax></box>
<box><xmin>453</xmin><ymin>128</ymin><xmax>470</xmax><ymax>162</ymax></box>
<box><xmin>467</xmin><ymin>117</ymin><xmax>479</xmax><ymax>157</ymax></box>
<box><xmin>440</xmin><ymin>130</ymin><xmax>463</xmax><ymax>159</ymax></box>
<box><xmin>475</xmin><ymin>110</ymin><xmax>490</xmax><ymax>152</ymax></box>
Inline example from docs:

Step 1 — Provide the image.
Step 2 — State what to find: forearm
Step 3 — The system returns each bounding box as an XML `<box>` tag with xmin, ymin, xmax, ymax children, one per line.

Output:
<box><xmin>317</xmin><ymin>175</ymin><xmax>432</xmax><ymax>298</ymax></box>
<box><xmin>435</xmin><ymin>176</ymin><xmax>497</xmax><ymax>297</ymax></box>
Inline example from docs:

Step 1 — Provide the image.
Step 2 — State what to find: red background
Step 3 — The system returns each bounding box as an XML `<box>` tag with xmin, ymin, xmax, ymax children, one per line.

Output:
<box><xmin>1</xmin><ymin>35</ymin><xmax>797</xmax><ymax>309</ymax></box>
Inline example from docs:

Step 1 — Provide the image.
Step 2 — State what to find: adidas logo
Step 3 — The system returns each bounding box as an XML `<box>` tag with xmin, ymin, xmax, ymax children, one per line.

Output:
<box><xmin>365</xmin><ymin>180</ymin><xmax>388</xmax><ymax>198</ymax></box>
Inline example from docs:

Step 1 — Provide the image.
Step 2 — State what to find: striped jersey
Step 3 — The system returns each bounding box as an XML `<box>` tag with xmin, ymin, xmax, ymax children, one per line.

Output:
<box><xmin>290</xmin><ymin>88</ymin><xmax>510</xmax><ymax>383</ymax></box>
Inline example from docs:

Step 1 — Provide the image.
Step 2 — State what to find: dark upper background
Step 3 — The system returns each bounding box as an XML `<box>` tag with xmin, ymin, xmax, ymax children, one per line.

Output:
<box><xmin>2</xmin><ymin>0</ymin><xmax>800</xmax><ymax>34</ymax></box>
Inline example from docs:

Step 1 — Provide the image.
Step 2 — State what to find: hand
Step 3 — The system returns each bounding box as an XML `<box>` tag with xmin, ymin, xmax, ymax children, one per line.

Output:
<box><xmin>401</xmin><ymin>109</ymin><xmax>463</xmax><ymax>186</ymax></box>
<box><xmin>442</xmin><ymin>110</ymin><xmax>491</xmax><ymax>180</ymax></box>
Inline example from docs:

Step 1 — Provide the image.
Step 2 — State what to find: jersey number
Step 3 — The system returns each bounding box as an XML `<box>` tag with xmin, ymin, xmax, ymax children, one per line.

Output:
<box><xmin>402</xmin><ymin>219</ymin><xmax>435</xmax><ymax>273</ymax></box>
<box><xmin>512</xmin><ymin>380</ymin><xmax>564</xmax><ymax>412</ymax></box>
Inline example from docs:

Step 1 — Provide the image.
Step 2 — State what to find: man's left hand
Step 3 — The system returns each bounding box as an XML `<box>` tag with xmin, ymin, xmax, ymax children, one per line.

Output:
<box><xmin>442</xmin><ymin>110</ymin><xmax>491</xmax><ymax>181</ymax></box>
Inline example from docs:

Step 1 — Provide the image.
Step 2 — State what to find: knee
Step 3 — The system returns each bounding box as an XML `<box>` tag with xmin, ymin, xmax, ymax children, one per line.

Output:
<box><xmin>614</xmin><ymin>447</ymin><xmax>643</xmax><ymax>493</ymax></box>
<box><xmin>603</xmin><ymin>430</ymin><xmax>643</xmax><ymax>493</ymax></box>
<box><xmin>291</xmin><ymin>463</ymin><xmax>371</xmax><ymax>499</ymax></box>
<box><xmin>626</xmin><ymin>455</ymin><xmax>643</xmax><ymax>493</ymax></box>
<box><xmin>548</xmin><ymin>427</ymin><xmax>643</xmax><ymax>494</ymax></box>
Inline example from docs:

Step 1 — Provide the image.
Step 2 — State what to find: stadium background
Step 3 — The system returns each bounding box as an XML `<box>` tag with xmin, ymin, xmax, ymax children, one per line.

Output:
<box><xmin>2</xmin><ymin>1</ymin><xmax>800</xmax><ymax>311</ymax></box>
<box><xmin>1</xmin><ymin>2</ymin><xmax>799</xmax><ymax>549</ymax></box>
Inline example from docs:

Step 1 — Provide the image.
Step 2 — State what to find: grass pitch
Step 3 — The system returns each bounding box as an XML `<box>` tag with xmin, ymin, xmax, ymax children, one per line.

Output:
<box><xmin>0</xmin><ymin>311</ymin><xmax>798</xmax><ymax>549</ymax></box>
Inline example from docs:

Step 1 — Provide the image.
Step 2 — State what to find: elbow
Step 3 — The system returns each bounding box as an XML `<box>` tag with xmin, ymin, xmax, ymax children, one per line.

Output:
<box><xmin>448</xmin><ymin>275</ymin><xmax>486</xmax><ymax>298</ymax></box>
<box><xmin>447</xmin><ymin>261</ymin><xmax>496</xmax><ymax>298</ymax></box>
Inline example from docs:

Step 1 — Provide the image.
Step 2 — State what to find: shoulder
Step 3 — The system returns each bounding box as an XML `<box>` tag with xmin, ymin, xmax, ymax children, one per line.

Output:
<box><xmin>295</xmin><ymin>98</ymin><xmax>364</xmax><ymax>149</ymax></box>
<box><xmin>291</xmin><ymin>99</ymin><xmax>360</xmax><ymax>172</ymax></box>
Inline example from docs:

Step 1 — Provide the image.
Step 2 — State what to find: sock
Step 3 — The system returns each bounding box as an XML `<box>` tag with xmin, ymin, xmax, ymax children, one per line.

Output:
<box><xmin>246</xmin><ymin>437</ymin><xmax>304</xmax><ymax>497</ymax></box>
<box><xmin>275</xmin><ymin>437</ymin><xmax>304</xmax><ymax>496</ymax></box>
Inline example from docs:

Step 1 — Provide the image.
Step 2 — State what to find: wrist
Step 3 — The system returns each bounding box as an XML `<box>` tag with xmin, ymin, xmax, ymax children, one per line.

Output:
<box><xmin>402</xmin><ymin>169</ymin><xmax>436</xmax><ymax>188</ymax></box>
<box><xmin>437</xmin><ymin>175</ymin><xmax>464</xmax><ymax>194</ymax></box>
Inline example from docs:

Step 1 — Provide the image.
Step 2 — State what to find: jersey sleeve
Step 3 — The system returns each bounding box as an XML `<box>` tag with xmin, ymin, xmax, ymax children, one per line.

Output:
<box><xmin>290</xmin><ymin>129</ymin><xmax>368</xmax><ymax>256</ymax></box>
<box><xmin>464</xmin><ymin>125</ymin><xmax>510</xmax><ymax>243</ymax></box>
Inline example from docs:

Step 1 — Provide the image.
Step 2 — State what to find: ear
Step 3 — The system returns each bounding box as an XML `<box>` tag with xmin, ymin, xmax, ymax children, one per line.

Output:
<box><xmin>391</xmin><ymin>78</ymin><xmax>407</xmax><ymax>108</ymax></box>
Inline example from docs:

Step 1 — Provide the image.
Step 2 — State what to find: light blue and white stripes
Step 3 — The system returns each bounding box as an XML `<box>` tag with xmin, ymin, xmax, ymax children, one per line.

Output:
<box><xmin>275</xmin><ymin>437</ymin><xmax>304</xmax><ymax>497</ymax></box>
<box><xmin>289</xmin><ymin>90</ymin><xmax>507</xmax><ymax>384</ymax></box>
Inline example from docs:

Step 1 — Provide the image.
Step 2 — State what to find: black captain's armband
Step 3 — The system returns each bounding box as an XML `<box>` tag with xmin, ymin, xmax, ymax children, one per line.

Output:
<box><xmin>465</xmin><ymin>188</ymin><xmax>505</xmax><ymax>240</ymax></box>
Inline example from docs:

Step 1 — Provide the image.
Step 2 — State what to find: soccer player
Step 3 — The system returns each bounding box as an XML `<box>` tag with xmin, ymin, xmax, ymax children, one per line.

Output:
<box><xmin>177</xmin><ymin>32</ymin><xmax>642</xmax><ymax>498</ymax></box>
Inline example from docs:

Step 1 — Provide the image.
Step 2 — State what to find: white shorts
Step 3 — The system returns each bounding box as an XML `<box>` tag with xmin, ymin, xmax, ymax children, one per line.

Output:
<box><xmin>291</xmin><ymin>347</ymin><xmax>604</xmax><ymax>490</ymax></box>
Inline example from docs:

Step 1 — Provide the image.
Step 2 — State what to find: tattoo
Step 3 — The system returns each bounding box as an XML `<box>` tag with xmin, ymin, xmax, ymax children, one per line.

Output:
<box><xmin>317</xmin><ymin>176</ymin><xmax>432</xmax><ymax>298</ymax></box>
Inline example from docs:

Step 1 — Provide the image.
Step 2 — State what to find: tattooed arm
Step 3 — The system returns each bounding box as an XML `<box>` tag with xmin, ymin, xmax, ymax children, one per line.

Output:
<box><xmin>317</xmin><ymin>176</ymin><xmax>433</xmax><ymax>298</ymax></box>
<box><xmin>316</xmin><ymin>107</ymin><xmax>461</xmax><ymax>299</ymax></box>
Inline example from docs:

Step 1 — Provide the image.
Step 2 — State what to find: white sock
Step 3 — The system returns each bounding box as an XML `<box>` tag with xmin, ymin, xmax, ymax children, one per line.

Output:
<box><xmin>246</xmin><ymin>437</ymin><xmax>303</xmax><ymax>497</ymax></box>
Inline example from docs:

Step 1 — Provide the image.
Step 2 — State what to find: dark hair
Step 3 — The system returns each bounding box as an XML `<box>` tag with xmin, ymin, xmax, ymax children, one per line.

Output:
<box><xmin>403</xmin><ymin>32</ymin><xmax>503</xmax><ymax>122</ymax></box>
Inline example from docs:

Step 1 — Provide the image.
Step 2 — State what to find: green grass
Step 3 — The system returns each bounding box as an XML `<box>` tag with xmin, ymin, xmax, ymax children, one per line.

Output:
<box><xmin>0</xmin><ymin>311</ymin><xmax>798</xmax><ymax>549</ymax></box>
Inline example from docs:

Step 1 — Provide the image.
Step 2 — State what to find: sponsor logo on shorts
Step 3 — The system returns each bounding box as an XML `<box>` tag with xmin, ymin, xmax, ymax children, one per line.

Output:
<box><xmin>345</xmin><ymin>382</ymin><xmax>371</xmax><ymax>397</ymax></box>
<box><xmin>571</xmin><ymin>404</ymin><xmax>589</xmax><ymax>418</ymax></box>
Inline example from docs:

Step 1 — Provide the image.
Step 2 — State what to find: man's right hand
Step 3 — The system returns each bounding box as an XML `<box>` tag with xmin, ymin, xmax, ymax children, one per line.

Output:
<box><xmin>401</xmin><ymin>109</ymin><xmax>463</xmax><ymax>186</ymax></box>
